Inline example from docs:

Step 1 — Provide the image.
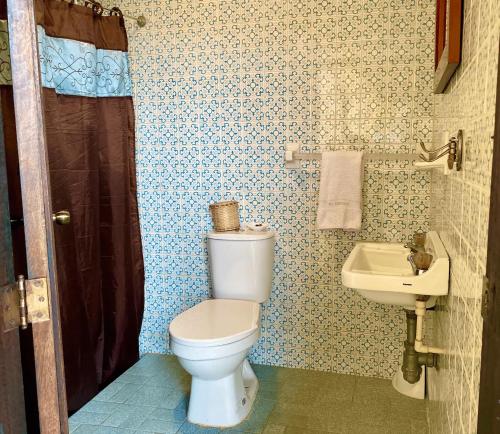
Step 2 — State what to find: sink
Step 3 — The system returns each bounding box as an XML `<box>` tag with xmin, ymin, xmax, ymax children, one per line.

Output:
<box><xmin>341</xmin><ymin>231</ymin><xmax>449</xmax><ymax>309</ymax></box>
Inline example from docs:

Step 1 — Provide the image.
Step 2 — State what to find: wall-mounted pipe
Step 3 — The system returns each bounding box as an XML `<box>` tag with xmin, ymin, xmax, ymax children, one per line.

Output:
<box><xmin>414</xmin><ymin>300</ymin><xmax>445</xmax><ymax>355</ymax></box>
<box><xmin>402</xmin><ymin>310</ymin><xmax>437</xmax><ymax>384</ymax></box>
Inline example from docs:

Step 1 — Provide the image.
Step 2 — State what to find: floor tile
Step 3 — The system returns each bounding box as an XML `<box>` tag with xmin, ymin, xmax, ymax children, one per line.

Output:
<box><xmin>144</xmin><ymin>372</ymin><xmax>190</xmax><ymax>391</ymax></box>
<box><xmin>94</xmin><ymin>381</ymin><xmax>128</xmax><ymax>402</ymax></box>
<box><xmin>80</xmin><ymin>401</ymin><xmax>121</xmax><ymax>415</ymax></box>
<box><xmin>267</xmin><ymin>406</ymin><xmax>335</xmax><ymax>432</ymax></box>
<box><xmin>176</xmin><ymin>421</ymin><xmax>220</xmax><ymax>433</ymax></box>
<box><xmin>261</xmin><ymin>424</ymin><xmax>285</xmax><ymax>434</ymax></box>
<box><xmin>73</xmin><ymin>425</ymin><xmax>136</xmax><ymax>434</ymax></box>
<box><xmin>70</xmin><ymin>411</ymin><xmax>110</xmax><ymax>425</ymax></box>
<box><xmin>68</xmin><ymin>420</ymin><xmax>80</xmax><ymax>433</ymax></box>
<box><xmin>125</xmin><ymin>385</ymin><xmax>179</xmax><ymax>409</ymax></box>
<box><xmin>69</xmin><ymin>354</ymin><xmax>429</xmax><ymax>434</ymax></box>
<box><xmin>342</xmin><ymin>423</ymin><xmax>393</xmax><ymax>434</ymax></box>
<box><xmin>107</xmin><ymin>383</ymin><xmax>145</xmax><ymax>403</ymax></box>
<box><xmin>100</xmin><ymin>404</ymin><xmax>156</xmax><ymax>429</ymax></box>
<box><xmin>114</xmin><ymin>373</ymin><xmax>150</xmax><ymax>386</ymax></box>
<box><xmin>148</xmin><ymin>402</ymin><xmax>188</xmax><ymax>423</ymax></box>
<box><xmin>137</xmin><ymin>417</ymin><xmax>183</xmax><ymax>433</ymax></box>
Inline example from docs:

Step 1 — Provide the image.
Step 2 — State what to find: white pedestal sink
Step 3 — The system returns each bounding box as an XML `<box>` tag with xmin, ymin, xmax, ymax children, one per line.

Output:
<box><xmin>341</xmin><ymin>231</ymin><xmax>449</xmax><ymax>309</ymax></box>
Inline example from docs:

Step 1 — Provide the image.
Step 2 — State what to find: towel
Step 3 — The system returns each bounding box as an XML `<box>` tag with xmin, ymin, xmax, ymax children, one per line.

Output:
<box><xmin>317</xmin><ymin>151</ymin><xmax>363</xmax><ymax>230</ymax></box>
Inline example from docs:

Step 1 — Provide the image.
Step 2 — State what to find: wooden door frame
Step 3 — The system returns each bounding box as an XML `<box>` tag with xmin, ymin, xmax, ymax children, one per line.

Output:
<box><xmin>477</xmin><ymin>40</ymin><xmax>500</xmax><ymax>433</ymax></box>
<box><xmin>0</xmin><ymin>94</ymin><xmax>26</xmax><ymax>434</ymax></box>
<box><xmin>6</xmin><ymin>1</ymin><xmax>68</xmax><ymax>432</ymax></box>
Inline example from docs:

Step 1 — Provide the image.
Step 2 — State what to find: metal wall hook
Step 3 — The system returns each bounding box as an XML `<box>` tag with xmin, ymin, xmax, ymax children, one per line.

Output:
<box><xmin>417</xmin><ymin>130</ymin><xmax>463</xmax><ymax>171</ymax></box>
<box><xmin>419</xmin><ymin>149</ymin><xmax>449</xmax><ymax>163</ymax></box>
<box><xmin>419</xmin><ymin>141</ymin><xmax>450</xmax><ymax>155</ymax></box>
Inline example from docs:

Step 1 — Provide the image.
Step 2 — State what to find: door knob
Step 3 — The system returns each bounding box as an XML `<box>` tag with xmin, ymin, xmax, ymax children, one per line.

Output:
<box><xmin>52</xmin><ymin>210</ymin><xmax>71</xmax><ymax>225</ymax></box>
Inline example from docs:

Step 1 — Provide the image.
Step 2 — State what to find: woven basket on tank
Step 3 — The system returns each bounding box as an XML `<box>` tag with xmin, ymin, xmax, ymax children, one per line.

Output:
<box><xmin>209</xmin><ymin>200</ymin><xmax>240</xmax><ymax>232</ymax></box>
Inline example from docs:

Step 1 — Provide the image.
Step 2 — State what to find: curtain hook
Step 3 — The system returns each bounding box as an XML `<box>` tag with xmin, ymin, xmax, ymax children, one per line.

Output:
<box><xmin>109</xmin><ymin>6</ymin><xmax>124</xmax><ymax>18</ymax></box>
<box><xmin>84</xmin><ymin>0</ymin><xmax>103</xmax><ymax>16</ymax></box>
<box><xmin>93</xmin><ymin>2</ymin><xmax>104</xmax><ymax>16</ymax></box>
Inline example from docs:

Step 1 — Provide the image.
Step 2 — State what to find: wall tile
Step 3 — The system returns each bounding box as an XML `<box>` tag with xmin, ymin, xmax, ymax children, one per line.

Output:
<box><xmin>428</xmin><ymin>1</ymin><xmax>499</xmax><ymax>432</ymax></box>
<box><xmin>108</xmin><ymin>0</ymin><xmax>434</xmax><ymax>379</ymax></box>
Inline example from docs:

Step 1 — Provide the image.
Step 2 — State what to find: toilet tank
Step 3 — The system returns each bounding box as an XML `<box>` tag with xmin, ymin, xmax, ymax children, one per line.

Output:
<box><xmin>207</xmin><ymin>230</ymin><xmax>275</xmax><ymax>303</ymax></box>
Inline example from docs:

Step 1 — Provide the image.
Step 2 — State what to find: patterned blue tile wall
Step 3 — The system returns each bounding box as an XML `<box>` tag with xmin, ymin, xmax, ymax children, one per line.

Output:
<box><xmin>111</xmin><ymin>0</ymin><xmax>435</xmax><ymax>378</ymax></box>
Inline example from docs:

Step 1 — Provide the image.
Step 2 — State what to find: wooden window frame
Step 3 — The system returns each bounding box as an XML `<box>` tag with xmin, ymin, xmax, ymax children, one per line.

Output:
<box><xmin>434</xmin><ymin>0</ymin><xmax>463</xmax><ymax>93</ymax></box>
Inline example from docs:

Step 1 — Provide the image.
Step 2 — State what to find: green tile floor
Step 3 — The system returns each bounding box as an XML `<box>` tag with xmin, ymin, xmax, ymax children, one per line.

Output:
<box><xmin>69</xmin><ymin>354</ymin><xmax>429</xmax><ymax>434</ymax></box>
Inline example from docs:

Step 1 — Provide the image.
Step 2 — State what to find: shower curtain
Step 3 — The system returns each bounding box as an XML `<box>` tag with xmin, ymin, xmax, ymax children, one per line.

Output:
<box><xmin>1</xmin><ymin>0</ymin><xmax>144</xmax><ymax>413</ymax></box>
<box><xmin>36</xmin><ymin>0</ymin><xmax>145</xmax><ymax>412</ymax></box>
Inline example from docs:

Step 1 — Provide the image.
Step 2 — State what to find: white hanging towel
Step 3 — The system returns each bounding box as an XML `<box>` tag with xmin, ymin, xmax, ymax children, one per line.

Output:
<box><xmin>317</xmin><ymin>151</ymin><xmax>363</xmax><ymax>230</ymax></box>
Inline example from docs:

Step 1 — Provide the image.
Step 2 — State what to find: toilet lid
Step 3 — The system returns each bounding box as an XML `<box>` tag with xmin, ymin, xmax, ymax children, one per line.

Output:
<box><xmin>169</xmin><ymin>299</ymin><xmax>260</xmax><ymax>347</ymax></box>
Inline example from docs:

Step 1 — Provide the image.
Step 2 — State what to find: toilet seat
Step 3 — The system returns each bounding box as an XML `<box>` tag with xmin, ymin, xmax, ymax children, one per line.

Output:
<box><xmin>169</xmin><ymin>299</ymin><xmax>260</xmax><ymax>347</ymax></box>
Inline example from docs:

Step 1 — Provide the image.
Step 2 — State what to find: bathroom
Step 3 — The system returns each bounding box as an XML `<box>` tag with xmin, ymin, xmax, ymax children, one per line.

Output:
<box><xmin>0</xmin><ymin>0</ymin><xmax>498</xmax><ymax>433</ymax></box>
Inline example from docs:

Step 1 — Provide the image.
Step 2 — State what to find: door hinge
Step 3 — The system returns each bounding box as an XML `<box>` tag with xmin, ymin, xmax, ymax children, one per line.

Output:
<box><xmin>481</xmin><ymin>275</ymin><xmax>490</xmax><ymax>319</ymax></box>
<box><xmin>1</xmin><ymin>275</ymin><xmax>50</xmax><ymax>333</ymax></box>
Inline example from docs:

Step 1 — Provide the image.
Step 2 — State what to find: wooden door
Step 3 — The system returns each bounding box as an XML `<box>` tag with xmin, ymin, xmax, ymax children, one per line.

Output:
<box><xmin>477</xmin><ymin>42</ymin><xmax>500</xmax><ymax>433</ymax></box>
<box><xmin>0</xmin><ymin>95</ymin><xmax>26</xmax><ymax>434</ymax></box>
<box><xmin>1</xmin><ymin>0</ymin><xmax>69</xmax><ymax>432</ymax></box>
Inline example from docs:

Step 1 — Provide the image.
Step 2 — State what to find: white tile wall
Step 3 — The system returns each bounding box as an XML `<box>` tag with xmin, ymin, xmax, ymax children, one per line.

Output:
<box><xmin>109</xmin><ymin>0</ymin><xmax>436</xmax><ymax>378</ymax></box>
<box><xmin>428</xmin><ymin>1</ymin><xmax>499</xmax><ymax>433</ymax></box>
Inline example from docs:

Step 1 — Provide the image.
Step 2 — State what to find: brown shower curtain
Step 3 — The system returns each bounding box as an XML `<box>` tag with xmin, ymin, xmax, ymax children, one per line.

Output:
<box><xmin>1</xmin><ymin>0</ymin><xmax>144</xmax><ymax>414</ymax></box>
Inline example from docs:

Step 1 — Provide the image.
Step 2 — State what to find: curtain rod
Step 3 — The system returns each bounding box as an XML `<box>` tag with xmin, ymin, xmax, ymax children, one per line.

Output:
<box><xmin>61</xmin><ymin>0</ymin><xmax>146</xmax><ymax>27</ymax></box>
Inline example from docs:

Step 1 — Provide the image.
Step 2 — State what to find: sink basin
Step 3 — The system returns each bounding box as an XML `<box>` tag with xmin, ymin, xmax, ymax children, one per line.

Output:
<box><xmin>341</xmin><ymin>231</ymin><xmax>449</xmax><ymax>309</ymax></box>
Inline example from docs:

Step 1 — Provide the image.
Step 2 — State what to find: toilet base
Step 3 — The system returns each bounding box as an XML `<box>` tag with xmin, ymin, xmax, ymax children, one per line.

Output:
<box><xmin>187</xmin><ymin>359</ymin><xmax>258</xmax><ymax>427</ymax></box>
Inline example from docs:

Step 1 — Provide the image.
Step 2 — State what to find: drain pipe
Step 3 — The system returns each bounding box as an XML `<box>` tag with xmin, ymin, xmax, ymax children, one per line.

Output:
<box><xmin>402</xmin><ymin>310</ymin><xmax>437</xmax><ymax>384</ymax></box>
<box><xmin>414</xmin><ymin>299</ymin><xmax>445</xmax><ymax>355</ymax></box>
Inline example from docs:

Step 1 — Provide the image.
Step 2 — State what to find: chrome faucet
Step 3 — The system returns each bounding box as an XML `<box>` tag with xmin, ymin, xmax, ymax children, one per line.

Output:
<box><xmin>404</xmin><ymin>233</ymin><xmax>427</xmax><ymax>254</ymax></box>
<box><xmin>407</xmin><ymin>251</ymin><xmax>433</xmax><ymax>275</ymax></box>
<box><xmin>407</xmin><ymin>253</ymin><xmax>418</xmax><ymax>274</ymax></box>
<box><xmin>404</xmin><ymin>243</ymin><xmax>423</xmax><ymax>254</ymax></box>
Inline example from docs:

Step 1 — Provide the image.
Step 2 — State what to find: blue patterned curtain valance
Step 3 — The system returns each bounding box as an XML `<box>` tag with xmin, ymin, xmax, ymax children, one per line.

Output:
<box><xmin>0</xmin><ymin>20</ymin><xmax>132</xmax><ymax>98</ymax></box>
<box><xmin>38</xmin><ymin>26</ymin><xmax>132</xmax><ymax>98</ymax></box>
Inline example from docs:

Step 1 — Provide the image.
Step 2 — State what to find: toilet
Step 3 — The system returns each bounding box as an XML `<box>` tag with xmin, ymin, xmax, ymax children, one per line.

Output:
<box><xmin>169</xmin><ymin>229</ymin><xmax>275</xmax><ymax>427</ymax></box>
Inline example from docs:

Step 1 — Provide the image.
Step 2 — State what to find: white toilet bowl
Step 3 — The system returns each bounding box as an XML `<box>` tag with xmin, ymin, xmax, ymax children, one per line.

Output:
<box><xmin>169</xmin><ymin>299</ymin><xmax>260</xmax><ymax>427</ymax></box>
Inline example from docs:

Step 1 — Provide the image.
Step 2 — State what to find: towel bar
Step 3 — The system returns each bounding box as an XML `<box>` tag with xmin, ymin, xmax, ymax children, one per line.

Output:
<box><xmin>288</xmin><ymin>151</ymin><xmax>419</xmax><ymax>161</ymax></box>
